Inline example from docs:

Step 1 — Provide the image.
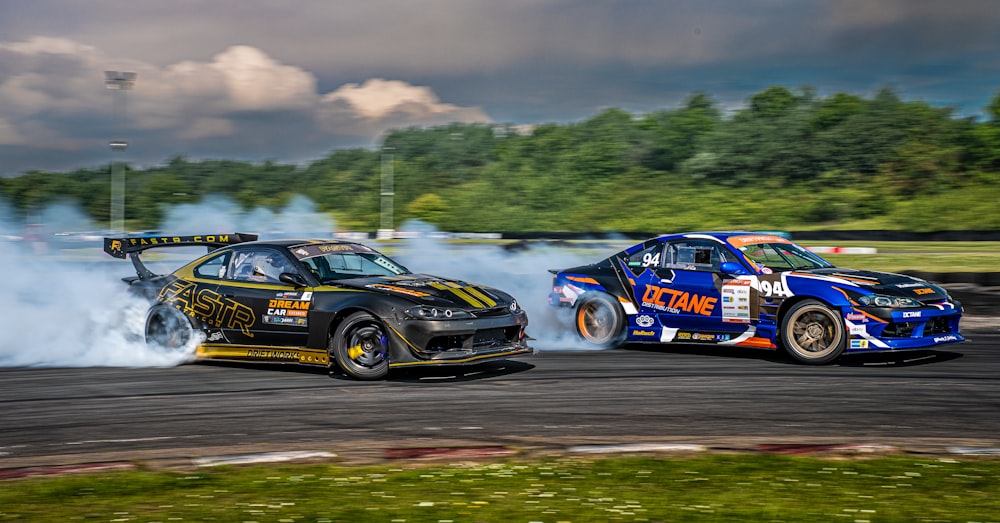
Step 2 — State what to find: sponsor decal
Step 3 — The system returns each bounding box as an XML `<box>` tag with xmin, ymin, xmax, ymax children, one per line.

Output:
<box><xmin>896</xmin><ymin>282</ymin><xmax>926</xmax><ymax>289</ymax></box>
<box><xmin>850</xmin><ymin>339</ymin><xmax>869</xmax><ymax>349</ymax></box>
<box><xmin>206</xmin><ymin>331</ymin><xmax>225</xmax><ymax>342</ymax></box>
<box><xmin>934</xmin><ymin>335</ymin><xmax>959</xmax><ymax>343</ymax></box>
<box><xmin>267</xmin><ymin>308</ymin><xmax>308</xmax><ymax>317</ymax></box>
<box><xmin>267</xmin><ymin>299</ymin><xmax>310</xmax><ymax>309</ymax></box>
<box><xmin>247</xmin><ymin>349</ymin><xmax>300</xmax><ymax>360</ymax></box>
<box><xmin>849</xmin><ymin>324</ymin><xmax>866</xmax><ymax>335</ymax></box>
<box><xmin>159</xmin><ymin>280</ymin><xmax>254</xmax><ymax>337</ymax></box>
<box><xmin>263</xmin><ymin>315</ymin><xmax>308</xmax><ymax>326</ymax></box>
<box><xmin>635</xmin><ymin>315</ymin><xmax>655</xmax><ymax>327</ymax></box>
<box><xmin>715</xmin><ymin>334</ymin><xmax>731</xmax><ymax>342</ymax></box>
<box><xmin>641</xmin><ymin>285</ymin><xmax>717</xmax><ymax>316</ymax></box>
<box><xmin>266</xmin><ymin>299</ymin><xmax>310</xmax><ymax>318</ymax></box>
<box><xmin>319</xmin><ymin>244</ymin><xmax>355</xmax><ymax>252</ymax></box>
<box><xmin>913</xmin><ymin>288</ymin><xmax>934</xmax><ymax>295</ymax></box>
<box><xmin>727</xmin><ymin>235</ymin><xmax>792</xmax><ymax>248</ymax></box>
<box><xmin>631</xmin><ymin>329</ymin><xmax>657</xmax><ymax>337</ymax></box>
<box><xmin>127</xmin><ymin>235</ymin><xmax>229</xmax><ymax>247</ymax></box>
<box><xmin>690</xmin><ymin>333</ymin><xmax>715</xmax><ymax>341</ymax></box>
<box><xmin>721</xmin><ymin>279</ymin><xmax>752</xmax><ymax>322</ymax></box>
<box><xmin>902</xmin><ymin>311</ymin><xmax>922</xmax><ymax>318</ymax></box>
<box><xmin>845</xmin><ymin>312</ymin><xmax>866</xmax><ymax>321</ymax></box>
<box><xmin>676</xmin><ymin>332</ymin><xmax>692</xmax><ymax>339</ymax></box>
<box><xmin>275</xmin><ymin>291</ymin><xmax>313</xmax><ymax>300</ymax></box>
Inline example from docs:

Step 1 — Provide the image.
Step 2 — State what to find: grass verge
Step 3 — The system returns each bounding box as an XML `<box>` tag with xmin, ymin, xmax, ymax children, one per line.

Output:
<box><xmin>2</xmin><ymin>454</ymin><xmax>998</xmax><ymax>522</ymax></box>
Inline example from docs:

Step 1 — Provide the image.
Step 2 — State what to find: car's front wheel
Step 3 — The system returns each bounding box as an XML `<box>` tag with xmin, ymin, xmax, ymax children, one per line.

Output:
<box><xmin>780</xmin><ymin>299</ymin><xmax>846</xmax><ymax>364</ymax></box>
<box><xmin>145</xmin><ymin>304</ymin><xmax>194</xmax><ymax>351</ymax></box>
<box><xmin>575</xmin><ymin>293</ymin><xmax>626</xmax><ymax>348</ymax></box>
<box><xmin>330</xmin><ymin>312</ymin><xmax>390</xmax><ymax>380</ymax></box>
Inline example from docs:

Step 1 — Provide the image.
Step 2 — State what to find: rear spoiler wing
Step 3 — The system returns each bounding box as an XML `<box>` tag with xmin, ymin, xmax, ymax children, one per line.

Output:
<box><xmin>103</xmin><ymin>233</ymin><xmax>258</xmax><ymax>280</ymax></box>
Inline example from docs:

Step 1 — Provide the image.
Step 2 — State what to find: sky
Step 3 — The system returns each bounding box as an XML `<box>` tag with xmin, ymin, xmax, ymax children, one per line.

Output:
<box><xmin>1</xmin><ymin>0</ymin><xmax>999</xmax><ymax>177</ymax></box>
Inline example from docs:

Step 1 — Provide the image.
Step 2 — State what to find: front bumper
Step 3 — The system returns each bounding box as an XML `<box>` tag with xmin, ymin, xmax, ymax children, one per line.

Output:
<box><xmin>845</xmin><ymin>303</ymin><xmax>965</xmax><ymax>352</ymax></box>
<box><xmin>385</xmin><ymin>310</ymin><xmax>533</xmax><ymax>366</ymax></box>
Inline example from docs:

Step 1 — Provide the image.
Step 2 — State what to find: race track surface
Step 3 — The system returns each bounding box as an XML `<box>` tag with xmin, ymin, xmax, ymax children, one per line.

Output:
<box><xmin>1</xmin><ymin>328</ymin><xmax>998</xmax><ymax>468</ymax></box>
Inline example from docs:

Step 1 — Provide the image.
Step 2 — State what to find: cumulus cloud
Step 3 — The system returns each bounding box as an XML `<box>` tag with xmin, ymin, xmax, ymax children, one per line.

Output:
<box><xmin>318</xmin><ymin>78</ymin><xmax>490</xmax><ymax>136</ymax></box>
<box><xmin>0</xmin><ymin>37</ymin><xmax>490</xmax><ymax>175</ymax></box>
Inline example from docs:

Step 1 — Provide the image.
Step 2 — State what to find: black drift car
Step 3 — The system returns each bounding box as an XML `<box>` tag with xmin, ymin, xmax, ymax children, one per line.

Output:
<box><xmin>105</xmin><ymin>233</ymin><xmax>532</xmax><ymax>379</ymax></box>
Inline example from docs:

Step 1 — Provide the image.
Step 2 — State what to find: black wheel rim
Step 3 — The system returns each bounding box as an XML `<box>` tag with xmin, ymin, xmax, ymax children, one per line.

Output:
<box><xmin>344</xmin><ymin>323</ymin><xmax>388</xmax><ymax>369</ymax></box>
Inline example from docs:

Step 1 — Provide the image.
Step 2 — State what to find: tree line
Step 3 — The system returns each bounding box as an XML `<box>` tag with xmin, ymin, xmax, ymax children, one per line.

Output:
<box><xmin>3</xmin><ymin>85</ymin><xmax>999</xmax><ymax>233</ymax></box>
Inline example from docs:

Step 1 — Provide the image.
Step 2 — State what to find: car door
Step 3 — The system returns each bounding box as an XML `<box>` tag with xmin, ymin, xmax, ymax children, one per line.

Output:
<box><xmin>635</xmin><ymin>239</ymin><xmax>744</xmax><ymax>339</ymax></box>
<box><xmin>216</xmin><ymin>247</ymin><xmax>312</xmax><ymax>348</ymax></box>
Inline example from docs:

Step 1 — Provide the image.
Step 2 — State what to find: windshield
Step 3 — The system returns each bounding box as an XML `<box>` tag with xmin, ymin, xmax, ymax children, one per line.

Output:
<box><xmin>738</xmin><ymin>242</ymin><xmax>833</xmax><ymax>272</ymax></box>
<box><xmin>292</xmin><ymin>243</ymin><xmax>411</xmax><ymax>282</ymax></box>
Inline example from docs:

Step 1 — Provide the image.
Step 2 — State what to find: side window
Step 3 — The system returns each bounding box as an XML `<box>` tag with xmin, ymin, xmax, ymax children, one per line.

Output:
<box><xmin>624</xmin><ymin>242</ymin><xmax>663</xmax><ymax>275</ymax></box>
<box><xmin>663</xmin><ymin>240</ymin><xmax>729</xmax><ymax>272</ymax></box>
<box><xmin>229</xmin><ymin>249</ymin><xmax>294</xmax><ymax>284</ymax></box>
<box><xmin>194</xmin><ymin>252</ymin><xmax>230</xmax><ymax>280</ymax></box>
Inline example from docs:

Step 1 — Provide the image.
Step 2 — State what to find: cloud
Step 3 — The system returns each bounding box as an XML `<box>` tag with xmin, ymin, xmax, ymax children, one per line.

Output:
<box><xmin>1</xmin><ymin>1</ymin><xmax>998</xmax><ymax>175</ymax></box>
<box><xmin>318</xmin><ymin>78</ymin><xmax>490</xmax><ymax>136</ymax></box>
<box><xmin>0</xmin><ymin>37</ymin><xmax>490</xmax><ymax>174</ymax></box>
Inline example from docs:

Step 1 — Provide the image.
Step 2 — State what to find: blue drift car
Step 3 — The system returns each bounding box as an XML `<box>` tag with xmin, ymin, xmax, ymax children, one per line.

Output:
<box><xmin>548</xmin><ymin>232</ymin><xmax>964</xmax><ymax>364</ymax></box>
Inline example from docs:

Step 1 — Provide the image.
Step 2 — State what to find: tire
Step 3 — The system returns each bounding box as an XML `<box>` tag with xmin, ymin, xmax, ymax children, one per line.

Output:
<box><xmin>145</xmin><ymin>304</ymin><xmax>195</xmax><ymax>351</ymax></box>
<box><xmin>780</xmin><ymin>299</ymin><xmax>846</xmax><ymax>364</ymax></box>
<box><xmin>330</xmin><ymin>312</ymin><xmax>390</xmax><ymax>380</ymax></box>
<box><xmin>575</xmin><ymin>293</ymin><xmax>627</xmax><ymax>348</ymax></box>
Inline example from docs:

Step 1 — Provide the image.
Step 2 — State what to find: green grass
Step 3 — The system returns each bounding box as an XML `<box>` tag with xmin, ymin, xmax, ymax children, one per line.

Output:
<box><xmin>2</xmin><ymin>455</ymin><xmax>998</xmax><ymax>522</ymax></box>
<box><xmin>795</xmin><ymin>241</ymin><xmax>1000</xmax><ymax>273</ymax></box>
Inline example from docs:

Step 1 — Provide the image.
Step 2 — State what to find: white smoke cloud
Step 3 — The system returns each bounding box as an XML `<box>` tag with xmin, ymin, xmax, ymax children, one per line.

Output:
<box><xmin>0</xmin><ymin>195</ymin><xmax>339</xmax><ymax>368</ymax></box>
<box><xmin>393</xmin><ymin>220</ymin><xmax>610</xmax><ymax>351</ymax></box>
<box><xmin>0</xmin><ymin>198</ymin><xmax>617</xmax><ymax>369</ymax></box>
<box><xmin>0</xmin><ymin>228</ymin><xmax>196</xmax><ymax>368</ymax></box>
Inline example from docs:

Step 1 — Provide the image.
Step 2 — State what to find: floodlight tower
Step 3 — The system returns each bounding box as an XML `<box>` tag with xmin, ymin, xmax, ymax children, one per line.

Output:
<box><xmin>378</xmin><ymin>146</ymin><xmax>395</xmax><ymax>239</ymax></box>
<box><xmin>105</xmin><ymin>70</ymin><xmax>137</xmax><ymax>233</ymax></box>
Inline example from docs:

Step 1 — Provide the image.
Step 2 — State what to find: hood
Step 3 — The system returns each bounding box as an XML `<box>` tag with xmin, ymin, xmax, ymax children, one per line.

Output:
<box><xmin>799</xmin><ymin>268</ymin><xmax>949</xmax><ymax>301</ymax></box>
<box><xmin>332</xmin><ymin>274</ymin><xmax>514</xmax><ymax>310</ymax></box>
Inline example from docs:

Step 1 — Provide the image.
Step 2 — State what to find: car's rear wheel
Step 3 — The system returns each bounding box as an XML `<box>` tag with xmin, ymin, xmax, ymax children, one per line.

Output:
<box><xmin>145</xmin><ymin>304</ymin><xmax>194</xmax><ymax>351</ymax></box>
<box><xmin>780</xmin><ymin>299</ymin><xmax>845</xmax><ymax>364</ymax></box>
<box><xmin>331</xmin><ymin>312</ymin><xmax>390</xmax><ymax>380</ymax></box>
<box><xmin>575</xmin><ymin>293</ymin><xmax>626</xmax><ymax>348</ymax></box>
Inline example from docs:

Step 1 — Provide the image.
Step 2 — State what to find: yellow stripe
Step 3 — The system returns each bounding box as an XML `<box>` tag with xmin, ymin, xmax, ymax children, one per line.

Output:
<box><xmin>463</xmin><ymin>286</ymin><xmax>497</xmax><ymax>307</ymax></box>
<box><xmin>428</xmin><ymin>281</ymin><xmax>485</xmax><ymax>308</ymax></box>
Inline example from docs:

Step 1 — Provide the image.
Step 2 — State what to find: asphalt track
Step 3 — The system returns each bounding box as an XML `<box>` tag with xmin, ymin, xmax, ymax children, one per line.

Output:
<box><xmin>2</xmin><ymin>323</ymin><xmax>998</xmax><ymax>471</ymax></box>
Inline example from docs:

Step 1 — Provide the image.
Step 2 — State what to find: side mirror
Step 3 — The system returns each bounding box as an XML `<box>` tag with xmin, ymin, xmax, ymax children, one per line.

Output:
<box><xmin>719</xmin><ymin>261</ymin><xmax>750</xmax><ymax>275</ymax></box>
<box><xmin>279</xmin><ymin>272</ymin><xmax>308</xmax><ymax>287</ymax></box>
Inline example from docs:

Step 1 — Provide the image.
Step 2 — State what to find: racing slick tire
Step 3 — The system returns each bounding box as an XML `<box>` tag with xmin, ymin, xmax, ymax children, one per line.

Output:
<box><xmin>331</xmin><ymin>312</ymin><xmax>390</xmax><ymax>380</ymax></box>
<box><xmin>575</xmin><ymin>292</ymin><xmax>627</xmax><ymax>348</ymax></box>
<box><xmin>145</xmin><ymin>304</ymin><xmax>195</xmax><ymax>351</ymax></box>
<box><xmin>779</xmin><ymin>299</ymin><xmax>846</xmax><ymax>364</ymax></box>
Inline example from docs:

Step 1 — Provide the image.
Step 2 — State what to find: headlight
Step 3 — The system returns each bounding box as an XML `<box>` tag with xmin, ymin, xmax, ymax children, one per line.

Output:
<box><xmin>858</xmin><ymin>294</ymin><xmax>922</xmax><ymax>308</ymax></box>
<box><xmin>404</xmin><ymin>306</ymin><xmax>473</xmax><ymax>320</ymax></box>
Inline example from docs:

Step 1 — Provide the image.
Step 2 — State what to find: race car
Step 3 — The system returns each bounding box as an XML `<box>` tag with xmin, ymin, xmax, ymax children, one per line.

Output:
<box><xmin>548</xmin><ymin>232</ymin><xmax>964</xmax><ymax>364</ymax></box>
<box><xmin>105</xmin><ymin>233</ymin><xmax>532</xmax><ymax>379</ymax></box>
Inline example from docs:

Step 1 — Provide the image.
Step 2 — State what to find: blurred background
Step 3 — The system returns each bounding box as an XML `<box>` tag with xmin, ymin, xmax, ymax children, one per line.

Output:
<box><xmin>1</xmin><ymin>1</ymin><xmax>999</xmax><ymax>241</ymax></box>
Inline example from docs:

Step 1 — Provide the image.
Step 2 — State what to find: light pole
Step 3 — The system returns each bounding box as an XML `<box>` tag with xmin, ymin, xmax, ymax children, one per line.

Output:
<box><xmin>105</xmin><ymin>70</ymin><xmax>137</xmax><ymax>233</ymax></box>
<box><xmin>378</xmin><ymin>146</ymin><xmax>395</xmax><ymax>239</ymax></box>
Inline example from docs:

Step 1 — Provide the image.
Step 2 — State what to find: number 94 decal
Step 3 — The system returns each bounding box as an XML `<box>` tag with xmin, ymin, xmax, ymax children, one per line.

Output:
<box><xmin>757</xmin><ymin>277</ymin><xmax>793</xmax><ymax>298</ymax></box>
